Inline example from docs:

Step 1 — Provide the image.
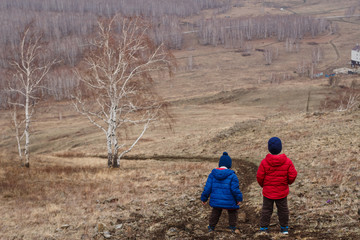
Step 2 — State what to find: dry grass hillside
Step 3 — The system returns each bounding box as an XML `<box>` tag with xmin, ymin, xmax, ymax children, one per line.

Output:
<box><xmin>1</xmin><ymin>0</ymin><xmax>360</xmax><ymax>239</ymax></box>
<box><xmin>1</xmin><ymin>108</ymin><xmax>359</xmax><ymax>240</ymax></box>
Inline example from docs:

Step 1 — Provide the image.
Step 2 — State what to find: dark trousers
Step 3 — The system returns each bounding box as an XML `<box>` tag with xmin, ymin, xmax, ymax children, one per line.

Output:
<box><xmin>209</xmin><ymin>207</ymin><xmax>238</xmax><ymax>228</ymax></box>
<box><xmin>260</xmin><ymin>196</ymin><xmax>289</xmax><ymax>227</ymax></box>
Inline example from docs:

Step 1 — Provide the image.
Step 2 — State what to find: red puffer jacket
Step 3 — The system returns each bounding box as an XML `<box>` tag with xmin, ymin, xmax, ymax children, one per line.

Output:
<box><xmin>256</xmin><ymin>154</ymin><xmax>297</xmax><ymax>199</ymax></box>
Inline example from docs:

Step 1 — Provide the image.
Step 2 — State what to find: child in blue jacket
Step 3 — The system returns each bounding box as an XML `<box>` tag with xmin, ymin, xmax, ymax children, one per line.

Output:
<box><xmin>201</xmin><ymin>152</ymin><xmax>243</xmax><ymax>232</ymax></box>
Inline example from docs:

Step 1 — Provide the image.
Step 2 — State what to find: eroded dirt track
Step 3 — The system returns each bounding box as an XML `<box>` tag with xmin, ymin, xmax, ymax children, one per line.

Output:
<box><xmin>143</xmin><ymin>158</ymin><xmax>260</xmax><ymax>240</ymax></box>
<box><xmin>142</xmin><ymin>156</ymin><xmax>359</xmax><ymax>240</ymax></box>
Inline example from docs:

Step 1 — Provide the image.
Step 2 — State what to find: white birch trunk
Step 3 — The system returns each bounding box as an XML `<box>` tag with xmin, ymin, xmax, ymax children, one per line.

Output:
<box><xmin>106</xmin><ymin>104</ymin><xmax>115</xmax><ymax>167</ymax></box>
<box><xmin>113</xmin><ymin>132</ymin><xmax>119</xmax><ymax>167</ymax></box>
<box><xmin>106</xmin><ymin>124</ymin><xmax>113</xmax><ymax>167</ymax></box>
<box><xmin>13</xmin><ymin>109</ymin><xmax>23</xmax><ymax>164</ymax></box>
<box><xmin>24</xmin><ymin>87</ymin><xmax>30</xmax><ymax>168</ymax></box>
<box><xmin>105</xmin><ymin>102</ymin><xmax>120</xmax><ymax>168</ymax></box>
<box><xmin>110</xmin><ymin>104</ymin><xmax>119</xmax><ymax>168</ymax></box>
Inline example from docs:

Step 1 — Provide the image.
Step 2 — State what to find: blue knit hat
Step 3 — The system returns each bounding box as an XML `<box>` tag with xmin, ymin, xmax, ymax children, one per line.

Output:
<box><xmin>219</xmin><ymin>152</ymin><xmax>232</xmax><ymax>168</ymax></box>
<box><xmin>268</xmin><ymin>137</ymin><xmax>282</xmax><ymax>155</ymax></box>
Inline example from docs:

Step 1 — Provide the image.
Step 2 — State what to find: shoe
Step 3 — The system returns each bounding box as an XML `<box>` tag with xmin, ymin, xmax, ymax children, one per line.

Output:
<box><xmin>280</xmin><ymin>226</ymin><xmax>289</xmax><ymax>234</ymax></box>
<box><xmin>259</xmin><ymin>227</ymin><xmax>269</xmax><ymax>234</ymax></box>
<box><xmin>207</xmin><ymin>225</ymin><xmax>215</xmax><ymax>232</ymax></box>
<box><xmin>227</xmin><ymin>226</ymin><xmax>240</xmax><ymax>234</ymax></box>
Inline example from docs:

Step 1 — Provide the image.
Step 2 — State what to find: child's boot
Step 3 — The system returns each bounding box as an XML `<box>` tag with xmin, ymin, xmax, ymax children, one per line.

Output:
<box><xmin>280</xmin><ymin>226</ymin><xmax>289</xmax><ymax>234</ymax></box>
<box><xmin>207</xmin><ymin>225</ymin><xmax>215</xmax><ymax>232</ymax></box>
<box><xmin>259</xmin><ymin>227</ymin><xmax>269</xmax><ymax>234</ymax></box>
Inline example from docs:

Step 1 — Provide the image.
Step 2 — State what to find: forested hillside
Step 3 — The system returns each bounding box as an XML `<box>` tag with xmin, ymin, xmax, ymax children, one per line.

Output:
<box><xmin>0</xmin><ymin>0</ymin><xmax>337</xmax><ymax>107</ymax></box>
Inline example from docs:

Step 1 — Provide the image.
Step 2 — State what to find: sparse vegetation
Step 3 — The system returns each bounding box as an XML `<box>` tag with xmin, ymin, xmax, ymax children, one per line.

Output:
<box><xmin>321</xmin><ymin>87</ymin><xmax>360</xmax><ymax>112</ymax></box>
<box><xmin>1</xmin><ymin>0</ymin><xmax>360</xmax><ymax>239</ymax></box>
<box><xmin>0</xmin><ymin>155</ymin><xmax>224</xmax><ymax>239</ymax></box>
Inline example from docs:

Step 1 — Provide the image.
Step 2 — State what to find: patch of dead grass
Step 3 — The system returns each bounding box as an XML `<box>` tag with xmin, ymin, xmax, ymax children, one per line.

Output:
<box><xmin>0</xmin><ymin>157</ymin><xmax>214</xmax><ymax>239</ymax></box>
<box><xmin>216</xmin><ymin>110</ymin><xmax>360</xmax><ymax>238</ymax></box>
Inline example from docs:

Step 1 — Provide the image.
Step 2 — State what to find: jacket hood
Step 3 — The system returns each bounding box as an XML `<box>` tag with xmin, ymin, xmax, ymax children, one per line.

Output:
<box><xmin>264</xmin><ymin>153</ymin><xmax>287</xmax><ymax>167</ymax></box>
<box><xmin>211</xmin><ymin>168</ymin><xmax>234</xmax><ymax>180</ymax></box>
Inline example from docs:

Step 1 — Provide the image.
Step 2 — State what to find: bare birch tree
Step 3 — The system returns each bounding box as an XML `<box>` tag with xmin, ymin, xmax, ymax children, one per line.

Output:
<box><xmin>6</xmin><ymin>23</ymin><xmax>58</xmax><ymax>167</ymax></box>
<box><xmin>311</xmin><ymin>46</ymin><xmax>322</xmax><ymax>65</ymax></box>
<box><xmin>73</xmin><ymin>15</ymin><xmax>174</xmax><ymax>168</ymax></box>
<box><xmin>264</xmin><ymin>47</ymin><xmax>278</xmax><ymax>65</ymax></box>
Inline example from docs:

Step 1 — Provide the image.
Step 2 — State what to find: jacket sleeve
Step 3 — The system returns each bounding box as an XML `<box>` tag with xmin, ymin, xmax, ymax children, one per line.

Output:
<box><xmin>230</xmin><ymin>175</ymin><xmax>243</xmax><ymax>202</ymax></box>
<box><xmin>287</xmin><ymin>160</ymin><xmax>297</xmax><ymax>185</ymax></box>
<box><xmin>201</xmin><ymin>173</ymin><xmax>213</xmax><ymax>202</ymax></box>
<box><xmin>256</xmin><ymin>161</ymin><xmax>265</xmax><ymax>187</ymax></box>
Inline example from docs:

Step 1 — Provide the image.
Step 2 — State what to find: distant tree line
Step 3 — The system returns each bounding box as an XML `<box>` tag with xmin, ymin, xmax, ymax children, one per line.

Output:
<box><xmin>0</xmin><ymin>0</ymin><xmax>231</xmax><ymax>107</ymax></box>
<box><xmin>0</xmin><ymin>0</ymin><xmax>336</xmax><ymax>107</ymax></box>
<box><xmin>0</xmin><ymin>0</ymin><xmax>231</xmax><ymax>67</ymax></box>
<box><xmin>0</xmin><ymin>0</ymin><xmax>230</xmax><ymax>17</ymax></box>
<box><xmin>197</xmin><ymin>15</ymin><xmax>332</xmax><ymax>48</ymax></box>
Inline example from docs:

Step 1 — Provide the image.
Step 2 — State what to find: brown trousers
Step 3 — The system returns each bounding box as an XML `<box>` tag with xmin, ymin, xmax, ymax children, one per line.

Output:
<box><xmin>209</xmin><ymin>208</ymin><xmax>238</xmax><ymax>228</ymax></box>
<box><xmin>260</xmin><ymin>196</ymin><xmax>289</xmax><ymax>227</ymax></box>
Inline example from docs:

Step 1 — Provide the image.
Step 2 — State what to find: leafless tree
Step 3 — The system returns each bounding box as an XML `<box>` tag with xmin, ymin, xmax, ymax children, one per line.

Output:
<box><xmin>337</xmin><ymin>92</ymin><xmax>360</xmax><ymax>112</ymax></box>
<box><xmin>6</xmin><ymin>23</ymin><xmax>58</xmax><ymax>167</ymax></box>
<box><xmin>296</xmin><ymin>60</ymin><xmax>310</xmax><ymax>77</ymax></box>
<box><xmin>198</xmin><ymin>14</ymin><xmax>331</xmax><ymax>48</ymax></box>
<box><xmin>45</xmin><ymin>67</ymin><xmax>79</xmax><ymax>100</ymax></box>
<box><xmin>150</xmin><ymin>15</ymin><xmax>183</xmax><ymax>49</ymax></box>
<box><xmin>345</xmin><ymin>6</ymin><xmax>357</xmax><ymax>17</ymax></box>
<box><xmin>264</xmin><ymin>47</ymin><xmax>278</xmax><ymax>65</ymax></box>
<box><xmin>73</xmin><ymin>15</ymin><xmax>174</xmax><ymax>168</ymax></box>
<box><xmin>187</xmin><ymin>55</ymin><xmax>194</xmax><ymax>71</ymax></box>
<box><xmin>312</xmin><ymin>46</ymin><xmax>322</xmax><ymax>64</ymax></box>
<box><xmin>285</xmin><ymin>38</ymin><xmax>300</xmax><ymax>53</ymax></box>
<box><xmin>321</xmin><ymin>87</ymin><xmax>360</xmax><ymax>112</ymax></box>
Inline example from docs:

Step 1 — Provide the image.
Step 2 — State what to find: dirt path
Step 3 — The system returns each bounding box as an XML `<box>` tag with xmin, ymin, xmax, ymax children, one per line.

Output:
<box><xmin>148</xmin><ymin>157</ymin><xmax>260</xmax><ymax>240</ymax></box>
<box><xmin>329</xmin><ymin>33</ymin><xmax>341</xmax><ymax>62</ymax></box>
<box><xmin>316</xmin><ymin>32</ymin><xmax>342</xmax><ymax>70</ymax></box>
<box><xmin>143</xmin><ymin>155</ymin><xmax>359</xmax><ymax>240</ymax></box>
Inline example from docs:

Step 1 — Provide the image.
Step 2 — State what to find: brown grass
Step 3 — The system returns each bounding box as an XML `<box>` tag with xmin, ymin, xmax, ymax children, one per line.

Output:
<box><xmin>0</xmin><ymin>155</ymin><xmax>214</xmax><ymax>239</ymax></box>
<box><xmin>1</xmin><ymin>1</ymin><xmax>360</xmax><ymax>239</ymax></box>
<box><xmin>205</xmin><ymin>110</ymin><xmax>360</xmax><ymax>238</ymax></box>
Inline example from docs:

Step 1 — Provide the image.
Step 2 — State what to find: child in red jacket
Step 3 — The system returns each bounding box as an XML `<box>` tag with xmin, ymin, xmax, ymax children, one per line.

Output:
<box><xmin>256</xmin><ymin>137</ymin><xmax>297</xmax><ymax>235</ymax></box>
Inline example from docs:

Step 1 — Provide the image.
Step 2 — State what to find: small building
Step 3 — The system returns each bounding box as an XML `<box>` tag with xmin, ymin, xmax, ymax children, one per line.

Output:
<box><xmin>351</xmin><ymin>44</ymin><xmax>360</xmax><ymax>67</ymax></box>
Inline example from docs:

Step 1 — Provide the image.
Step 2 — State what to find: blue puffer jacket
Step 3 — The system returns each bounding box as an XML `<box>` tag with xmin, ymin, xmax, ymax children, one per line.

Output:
<box><xmin>201</xmin><ymin>168</ymin><xmax>243</xmax><ymax>209</ymax></box>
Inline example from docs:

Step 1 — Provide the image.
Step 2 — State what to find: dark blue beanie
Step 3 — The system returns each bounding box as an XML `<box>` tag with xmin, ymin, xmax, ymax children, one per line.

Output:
<box><xmin>268</xmin><ymin>137</ymin><xmax>282</xmax><ymax>155</ymax></box>
<box><xmin>219</xmin><ymin>152</ymin><xmax>232</xmax><ymax>168</ymax></box>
